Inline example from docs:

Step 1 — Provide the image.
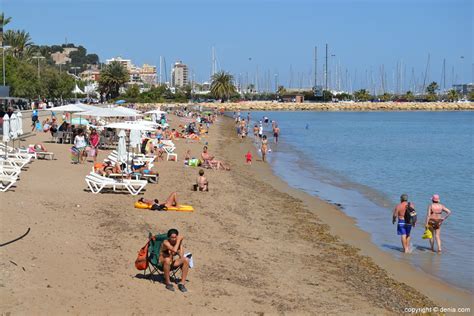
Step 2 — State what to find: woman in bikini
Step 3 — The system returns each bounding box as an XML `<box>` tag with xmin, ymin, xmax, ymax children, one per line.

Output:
<box><xmin>261</xmin><ymin>135</ymin><xmax>268</xmax><ymax>162</ymax></box>
<box><xmin>138</xmin><ymin>192</ymin><xmax>179</xmax><ymax>211</ymax></box>
<box><xmin>425</xmin><ymin>194</ymin><xmax>452</xmax><ymax>253</ymax></box>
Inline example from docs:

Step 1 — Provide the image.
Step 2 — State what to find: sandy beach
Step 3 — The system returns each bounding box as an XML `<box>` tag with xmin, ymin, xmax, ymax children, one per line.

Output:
<box><xmin>0</xmin><ymin>111</ymin><xmax>472</xmax><ymax>315</ymax></box>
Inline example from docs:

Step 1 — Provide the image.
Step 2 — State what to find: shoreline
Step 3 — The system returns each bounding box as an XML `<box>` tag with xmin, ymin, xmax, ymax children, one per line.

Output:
<box><xmin>218</xmin><ymin>115</ymin><xmax>472</xmax><ymax>307</ymax></box>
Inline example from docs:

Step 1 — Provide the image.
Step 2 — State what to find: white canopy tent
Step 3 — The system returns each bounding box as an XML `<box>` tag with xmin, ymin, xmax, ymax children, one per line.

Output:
<box><xmin>144</xmin><ymin>109</ymin><xmax>167</xmax><ymax>115</ymax></box>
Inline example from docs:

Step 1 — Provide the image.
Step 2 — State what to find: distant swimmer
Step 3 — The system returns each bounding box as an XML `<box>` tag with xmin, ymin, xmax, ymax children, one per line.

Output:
<box><xmin>392</xmin><ymin>194</ymin><xmax>417</xmax><ymax>253</ymax></box>
<box><xmin>263</xmin><ymin>116</ymin><xmax>269</xmax><ymax>124</ymax></box>
<box><xmin>425</xmin><ymin>194</ymin><xmax>451</xmax><ymax>254</ymax></box>
<box><xmin>305</xmin><ymin>123</ymin><xmax>309</xmax><ymax>130</ymax></box>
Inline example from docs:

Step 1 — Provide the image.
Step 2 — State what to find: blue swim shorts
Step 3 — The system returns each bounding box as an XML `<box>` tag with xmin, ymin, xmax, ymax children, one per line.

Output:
<box><xmin>397</xmin><ymin>219</ymin><xmax>412</xmax><ymax>236</ymax></box>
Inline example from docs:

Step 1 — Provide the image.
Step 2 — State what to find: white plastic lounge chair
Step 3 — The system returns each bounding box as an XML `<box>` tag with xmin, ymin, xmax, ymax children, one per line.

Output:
<box><xmin>164</xmin><ymin>146</ymin><xmax>178</xmax><ymax>161</ymax></box>
<box><xmin>0</xmin><ymin>174</ymin><xmax>18</xmax><ymax>192</ymax></box>
<box><xmin>0</xmin><ymin>157</ymin><xmax>30</xmax><ymax>169</ymax></box>
<box><xmin>0</xmin><ymin>165</ymin><xmax>21</xmax><ymax>177</ymax></box>
<box><xmin>85</xmin><ymin>172</ymin><xmax>147</xmax><ymax>195</ymax></box>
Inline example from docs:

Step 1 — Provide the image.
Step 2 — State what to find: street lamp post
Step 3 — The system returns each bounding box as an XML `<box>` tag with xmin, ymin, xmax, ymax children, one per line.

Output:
<box><xmin>32</xmin><ymin>55</ymin><xmax>45</xmax><ymax>101</ymax></box>
<box><xmin>1</xmin><ymin>45</ymin><xmax>11</xmax><ymax>86</ymax></box>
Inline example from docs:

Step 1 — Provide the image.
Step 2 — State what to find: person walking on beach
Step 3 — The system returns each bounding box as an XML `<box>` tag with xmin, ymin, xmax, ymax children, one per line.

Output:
<box><xmin>392</xmin><ymin>194</ymin><xmax>414</xmax><ymax>253</ymax></box>
<box><xmin>31</xmin><ymin>109</ymin><xmax>39</xmax><ymax>132</ymax></box>
<box><xmin>273</xmin><ymin>125</ymin><xmax>280</xmax><ymax>143</ymax></box>
<box><xmin>245</xmin><ymin>150</ymin><xmax>252</xmax><ymax>165</ymax></box>
<box><xmin>73</xmin><ymin>129</ymin><xmax>87</xmax><ymax>164</ymax></box>
<box><xmin>261</xmin><ymin>135</ymin><xmax>268</xmax><ymax>162</ymax></box>
<box><xmin>89</xmin><ymin>128</ymin><xmax>100</xmax><ymax>162</ymax></box>
<box><xmin>425</xmin><ymin>194</ymin><xmax>451</xmax><ymax>253</ymax></box>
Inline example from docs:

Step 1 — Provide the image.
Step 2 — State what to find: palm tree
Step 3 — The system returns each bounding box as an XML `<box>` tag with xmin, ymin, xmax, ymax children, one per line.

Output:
<box><xmin>3</xmin><ymin>29</ymin><xmax>34</xmax><ymax>59</ymax></box>
<box><xmin>99</xmin><ymin>61</ymin><xmax>129</xmax><ymax>99</ymax></box>
<box><xmin>353</xmin><ymin>89</ymin><xmax>371</xmax><ymax>102</ymax></box>
<box><xmin>210</xmin><ymin>71</ymin><xmax>236</xmax><ymax>101</ymax></box>
<box><xmin>446</xmin><ymin>89</ymin><xmax>459</xmax><ymax>102</ymax></box>
<box><xmin>1</xmin><ymin>12</ymin><xmax>12</xmax><ymax>46</ymax></box>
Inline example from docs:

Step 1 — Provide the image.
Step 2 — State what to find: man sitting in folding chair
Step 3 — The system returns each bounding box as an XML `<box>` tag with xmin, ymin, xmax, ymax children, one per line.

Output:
<box><xmin>159</xmin><ymin>229</ymin><xmax>190</xmax><ymax>292</ymax></box>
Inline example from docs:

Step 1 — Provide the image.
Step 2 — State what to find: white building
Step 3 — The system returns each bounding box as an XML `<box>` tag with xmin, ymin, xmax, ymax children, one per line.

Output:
<box><xmin>171</xmin><ymin>61</ymin><xmax>189</xmax><ymax>87</ymax></box>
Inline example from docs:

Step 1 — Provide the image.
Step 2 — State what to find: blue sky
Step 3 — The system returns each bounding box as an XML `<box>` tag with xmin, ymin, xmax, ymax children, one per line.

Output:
<box><xmin>3</xmin><ymin>0</ymin><xmax>473</xmax><ymax>92</ymax></box>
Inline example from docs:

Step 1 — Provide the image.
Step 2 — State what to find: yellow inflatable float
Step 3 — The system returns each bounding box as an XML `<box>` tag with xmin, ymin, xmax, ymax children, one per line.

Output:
<box><xmin>134</xmin><ymin>202</ymin><xmax>194</xmax><ymax>212</ymax></box>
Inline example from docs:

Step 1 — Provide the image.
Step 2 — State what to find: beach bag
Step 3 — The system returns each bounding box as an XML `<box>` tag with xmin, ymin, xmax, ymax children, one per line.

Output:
<box><xmin>35</xmin><ymin>122</ymin><xmax>42</xmax><ymax>131</ymax></box>
<box><xmin>135</xmin><ymin>241</ymin><xmax>150</xmax><ymax>270</ymax></box>
<box><xmin>422</xmin><ymin>228</ymin><xmax>433</xmax><ymax>239</ymax></box>
<box><xmin>88</xmin><ymin>148</ymin><xmax>97</xmax><ymax>157</ymax></box>
<box><xmin>404</xmin><ymin>202</ymin><xmax>417</xmax><ymax>225</ymax></box>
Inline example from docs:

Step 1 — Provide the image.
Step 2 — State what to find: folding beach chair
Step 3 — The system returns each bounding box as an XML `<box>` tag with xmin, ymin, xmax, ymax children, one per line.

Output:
<box><xmin>144</xmin><ymin>233</ymin><xmax>182</xmax><ymax>283</ymax></box>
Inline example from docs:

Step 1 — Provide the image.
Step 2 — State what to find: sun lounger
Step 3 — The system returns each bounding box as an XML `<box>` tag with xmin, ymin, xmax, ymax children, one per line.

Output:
<box><xmin>0</xmin><ymin>174</ymin><xmax>18</xmax><ymax>192</ymax></box>
<box><xmin>0</xmin><ymin>157</ymin><xmax>30</xmax><ymax>169</ymax></box>
<box><xmin>0</xmin><ymin>164</ymin><xmax>22</xmax><ymax>177</ymax></box>
<box><xmin>85</xmin><ymin>172</ymin><xmax>147</xmax><ymax>195</ymax></box>
<box><xmin>164</xmin><ymin>146</ymin><xmax>177</xmax><ymax>161</ymax></box>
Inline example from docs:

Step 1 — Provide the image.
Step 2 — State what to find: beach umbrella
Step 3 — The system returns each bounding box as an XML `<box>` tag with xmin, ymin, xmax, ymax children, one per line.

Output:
<box><xmin>117</xmin><ymin>130</ymin><xmax>127</xmax><ymax>163</ymax></box>
<box><xmin>9</xmin><ymin>113</ymin><xmax>19</xmax><ymax>140</ymax></box>
<box><xmin>2</xmin><ymin>114</ymin><xmax>11</xmax><ymax>158</ymax></box>
<box><xmin>71</xmin><ymin>117</ymin><xmax>90</xmax><ymax>126</ymax></box>
<box><xmin>2</xmin><ymin>114</ymin><xmax>11</xmax><ymax>143</ymax></box>
<box><xmin>51</xmin><ymin>104</ymin><xmax>91</xmax><ymax>112</ymax></box>
<box><xmin>80</xmin><ymin>107</ymin><xmax>142</xmax><ymax>118</ymax></box>
<box><xmin>115</xmin><ymin>100</ymin><xmax>126</xmax><ymax>104</ymax></box>
<box><xmin>105</xmin><ymin>122</ymin><xmax>156</xmax><ymax>131</ymax></box>
<box><xmin>145</xmin><ymin>109</ymin><xmax>167</xmax><ymax>115</ymax></box>
<box><xmin>16</xmin><ymin>112</ymin><xmax>23</xmax><ymax>137</ymax></box>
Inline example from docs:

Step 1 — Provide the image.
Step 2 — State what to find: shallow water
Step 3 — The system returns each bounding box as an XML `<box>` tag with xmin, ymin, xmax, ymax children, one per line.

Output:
<box><xmin>242</xmin><ymin>111</ymin><xmax>473</xmax><ymax>292</ymax></box>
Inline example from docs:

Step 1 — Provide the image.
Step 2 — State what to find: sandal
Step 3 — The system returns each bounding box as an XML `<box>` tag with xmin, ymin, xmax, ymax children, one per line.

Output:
<box><xmin>165</xmin><ymin>284</ymin><xmax>175</xmax><ymax>292</ymax></box>
<box><xmin>178</xmin><ymin>284</ymin><xmax>187</xmax><ymax>293</ymax></box>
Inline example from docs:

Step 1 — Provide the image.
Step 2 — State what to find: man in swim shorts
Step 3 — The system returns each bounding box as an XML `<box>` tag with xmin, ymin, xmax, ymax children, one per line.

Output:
<box><xmin>392</xmin><ymin>193</ymin><xmax>413</xmax><ymax>253</ymax></box>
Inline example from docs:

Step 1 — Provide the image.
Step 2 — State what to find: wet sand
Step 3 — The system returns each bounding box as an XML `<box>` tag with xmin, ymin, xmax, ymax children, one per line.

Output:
<box><xmin>0</xmin><ymin>112</ymin><xmax>471</xmax><ymax>314</ymax></box>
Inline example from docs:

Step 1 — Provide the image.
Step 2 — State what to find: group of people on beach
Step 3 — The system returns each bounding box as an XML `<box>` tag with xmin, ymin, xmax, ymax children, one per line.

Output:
<box><xmin>392</xmin><ymin>193</ymin><xmax>451</xmax><ymax>254</ymax></box>
<box><xmin>233</xmin><ymin>111</ymin><xmax>280</xmax><ymax>163</ymax></box>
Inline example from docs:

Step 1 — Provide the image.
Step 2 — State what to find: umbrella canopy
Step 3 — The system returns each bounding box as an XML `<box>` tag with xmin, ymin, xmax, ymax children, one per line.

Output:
<box><xmin>50</xmin><ymin>104</ymin><xmax>91</xmax><ymax>112</ymax></box>
<box><xmin>115</xmin><ymin>106</ymin><xmax>141</xmax><ymax>116</ymax></box>
<box><xmin>16</xmin><ymin>112</ymin><xmax>23</xmax><ymax>136</ymax></box>
<box><xmin>145</xmin><ymin>109</ymin><xmax>167</xmax><ymax>115</ymax></box>
<box><xmin>124</xmin><ymin>120</ymin><xmax>157</xmax><ymax>126</ymax></box>
<box><xmin>71</xmin><ymin>117</ymin><xmax>90</xmax><ymax>126</ymax></box>
<box><xmin>116</xmin><ymin>130</ymin><xmax>127</xmax><ymax>163</ymax></box>
<box><xmin>9</xmin><ymin>113</ymin><xmax>19</xmax><ymax>140</ymax></box>
<box><xmin>80</xmin><ymin>107</ymin><xmax>142</xmax><ymax>118</ymax></box>
<box><xmin>105</xmin><ymin>122</ymin><xmax>156</xmax><ymax>131</ymax></box>
<box><xmin>2</xmin><ymin>114</ymin><xmax>10</xmax><ymax>142</ymax></box>
<box><xmin>115</xmin><ymin>100</ymin><xmax>126</xmax><ymax>104</ymax></box>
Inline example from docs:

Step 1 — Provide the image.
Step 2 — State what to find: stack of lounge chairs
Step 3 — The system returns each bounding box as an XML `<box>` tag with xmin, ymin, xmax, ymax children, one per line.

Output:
<box><xmin>0</xmin><ymin>145</ymin><xmax>34</xmax><ymax>192</ymax></box>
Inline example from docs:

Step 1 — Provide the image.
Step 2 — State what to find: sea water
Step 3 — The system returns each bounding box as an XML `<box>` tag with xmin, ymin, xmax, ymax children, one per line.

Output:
<box><xmin>246</xmin><ymin>111</ymin><xmax>473</xmax><ymax>292</ymax></box>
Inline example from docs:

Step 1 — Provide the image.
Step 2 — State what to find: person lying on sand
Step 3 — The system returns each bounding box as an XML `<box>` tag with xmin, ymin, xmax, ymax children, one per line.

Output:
<box><xmin>131</xmin><ymin>160</ymin><xmax>159</xmax><ymax>176</ymax></box>
<box><xmin>159</xmin><ymin>229</ymin><xmax>189</xmax><ymax>292</ymax></box>
<box><xmin>138</xmin><ymin>192</ymin><xmax>179</xmax><ymax>211</ymax></box>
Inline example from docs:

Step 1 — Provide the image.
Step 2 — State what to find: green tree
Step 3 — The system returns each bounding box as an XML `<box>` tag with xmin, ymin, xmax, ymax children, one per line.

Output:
<box><xmin>210</xmin><ymin>71</ymin><xmax>236</xmax><ymax>101</ymax></box>
<box><xmin>3</xmin><ymin>29</ymin><xmax>34</xmax><ymax>59</ymax></box>
<box><xmin>446</xmin><ymin>89</ymin><xmax>459</xmax><ymax>102</ymax></box>
<box><xmin>1</xmin><ymin>12</ymin><xmax>12</xmax><ymax>46</ymax></box>
<box><xmin>353</xmin><ymin>89</ymin><xmax>371</xmax><ymax>101</ymax></box>
<box><xmin>469</xmin><ymin>90</ymin><xmax>474</xmax><ymax>102</ymax></box>
<box><xmin>277</xmin><ymin>85</ymin><xmax>286</xmax><ymax>95</ymax></box>
<box><xmin>99</xmin><ymin>61</ymin><xmax>129</xmax><ymax>99</ymax></box>
<box><xmin>404</xmin><ymin>91</ymin><xmax>415</xmax><ymax>102</ymax></box>
<box><xmin>380</xmin><ymin>92</ymin><xmax>393</xmax><ymax>102</ymax></box>
<box><xmin>1</xmin><ymin>56</ymin><xmax>39</xmax><ymax>98</ymax></box>
<box><xmin>426</xmin><ymin>81</ymin><xmax>439</xmax><ymax>94</ymax></box>
<box><xmin>124</xmin><ymin>84</ymin><xmax>140</xmax><ymax>100</ymax></box>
